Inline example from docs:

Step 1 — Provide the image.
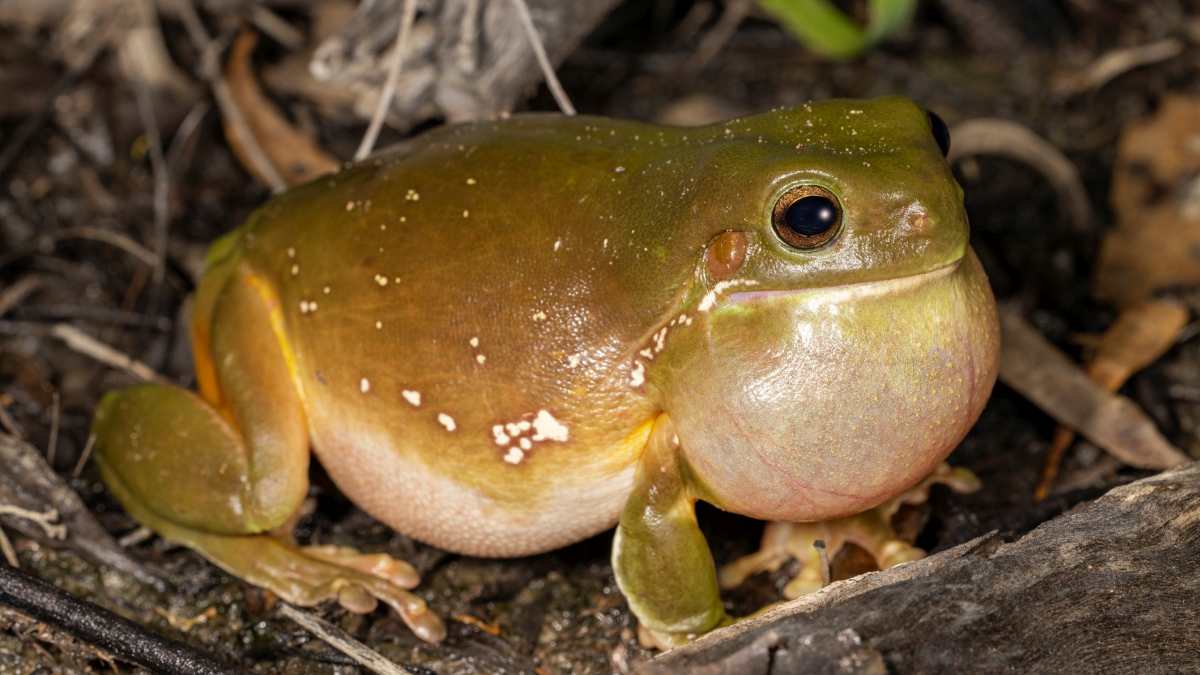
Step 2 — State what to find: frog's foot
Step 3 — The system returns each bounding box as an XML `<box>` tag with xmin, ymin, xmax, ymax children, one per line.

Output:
<box><xmin>204</xmin><ymin>534</ymin><xmax>446</xmax><ymax>642</ymax></box>
<box><xmin>719</xmin><ymin>463</ymin><xmax>980</xmax><ymax>599</ymax></box>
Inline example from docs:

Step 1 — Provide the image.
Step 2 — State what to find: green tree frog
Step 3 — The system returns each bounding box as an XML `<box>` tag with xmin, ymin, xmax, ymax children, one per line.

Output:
<box><xmin>91</xmin><ymin>97</ymin><xmax>999</xmax><ymax>646</ymax></box>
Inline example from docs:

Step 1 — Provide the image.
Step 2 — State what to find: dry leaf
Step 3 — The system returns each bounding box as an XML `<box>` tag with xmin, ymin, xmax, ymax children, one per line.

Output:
<box><xmin>223</xmin><ymin>29</ymin><xmax>339</xmax><ymax>188</ymax></box>
<box><xmin>1096</xmin><ymin>96</ymin><xmax>1200</xmax><ymax>307</ymax></box>
<box><xmin>997</xmin><ymin>304</ymin><xmax>1189</xmax><ymax>471</ymax></box>
<box><xmin>1034</xmin><ymin>299</ymin><xmax>1190</xmax><ymax>499</ymax></box>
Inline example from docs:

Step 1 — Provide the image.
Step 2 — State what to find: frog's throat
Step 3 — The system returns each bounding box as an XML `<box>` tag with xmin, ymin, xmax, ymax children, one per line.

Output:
<box><xmin>726</xmin><ymin>258</ymin><xmax>962</xmax><ymax>308</ymax></box>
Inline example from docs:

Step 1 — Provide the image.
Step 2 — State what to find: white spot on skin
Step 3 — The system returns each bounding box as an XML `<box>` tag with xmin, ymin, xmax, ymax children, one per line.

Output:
<box><xmin>287</xmin><ymin>247</ymin><xmax>295</xmax><ymax>258</ymax></box>
<box><xmin>375</xmin><ymin>320</ymin><xmax>383</xmax><ymax>330</ymax></box>
<box><xmin>567</xmin><ymin>353</ymin><xmax>582</xmax><ymax>368</ymax></box>
<box><xmin>469</xmin><ymin>336</ymin><xmax>479</xmax><ymax>348</ymax></box>
<box><xmin>531</xmin><ymin>409</ymin><xmax>569</xmax><ymax>442</ymax></box>
<box><xmin>346</xmin><ymin>201</ymin><xmax>355</xmax><ymax>211</ymax></box>
<box><xmin>405</xmin><ymin>189</ymin><xmax>420</xmax><ymax>201</ymax></box>
<box><xmin>291</xmin><ymin>264</ymin><xmax>299</xmax><ymax>276</ymax></box>
<box><xmin>614</xmin><ymin>166</ymin><xmax>625</xmax><ymax>173</ymax></box>
<box><xmin>630</xmin><ymin>361</ymin><xmax>646</xmax><ymax>387</ymax></box>
<box><xmin>374</xmin><ymin>274</ymin><xmax>389</xmax><ymax>287</ymax></box>
<box><xmin>466</xmin><ymin>177</ymin><xmax>477</xmax><ymax>185</ymax></box>
<box><xmin>504</xmin><ymin>447</ymin><xmax>524</xmax><ymax>464</ymax></box>
<box><xmin>476</xmin><ymin>354</ymin><xmax>487</xmax><ymax>364</ymax></box>
<box><xmin>492</xmin><ymin>425</ymin><xmax>510</xmax><ymax>446</ymax></box>
<box><xmin>402</xmin><ymin>390</ymin><xmax>421</xmax><ymax>407</ymax></box>
<box><xmin>323</xmin><ymin>286</ymin><xmax>331</xmax><ymax>294</ymax></box>
<box><xmin>698</xmin><ymin>279</ymin><xmax>760</xmax><ymax>312</ymax></box>
<box><xmin>463</xmin><ymin>210</ymin><xmax>470</xmax><ymax>218</ymax></box>
<box><xmin>360</xmin><ymin>378</ymin><xmax>370</xmax><ymax>393</ymax></box>
<box><xmin>532</xmin><ymin>311</ymin><xmax>547</xmax><ymax>322</ymax></box>
<box><xmin>553</xmin><ymin>239</ymin><xmax>562</xmax><ymax>252</ymax></box>
<box><xmin>437</xmin><ymin>413</ymin><xmax>456</xmax><ymax>432</ymax></box>
<box><xmin>299</xmin><ymin>300</ymin><xmax>318</xmax><ymax>314</ymax></box>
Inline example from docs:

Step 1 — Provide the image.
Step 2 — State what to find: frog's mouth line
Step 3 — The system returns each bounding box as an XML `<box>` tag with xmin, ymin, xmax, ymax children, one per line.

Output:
<box><xmin>726</xmin><ymin>258</ymin><xmax>962</xmax><ymax>307</ymax></box>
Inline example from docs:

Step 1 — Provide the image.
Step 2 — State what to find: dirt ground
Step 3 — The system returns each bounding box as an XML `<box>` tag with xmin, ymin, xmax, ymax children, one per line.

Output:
<box><xmin>1</xmin><ymin>1</ymin><xmax>1199</xmax><ymax>673</ymax></box>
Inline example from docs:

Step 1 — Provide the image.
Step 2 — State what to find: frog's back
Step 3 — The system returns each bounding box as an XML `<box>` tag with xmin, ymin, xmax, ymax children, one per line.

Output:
<box><xmin>224</xmin><ymin>116</ymin><xmax>705</xmax><ymax>556</ymax></box>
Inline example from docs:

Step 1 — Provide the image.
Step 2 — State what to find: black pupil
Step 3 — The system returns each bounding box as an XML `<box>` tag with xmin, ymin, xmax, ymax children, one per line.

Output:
<box><xmin>784</xmin><ymin>196</ymin><xmax>838</xmax><ymax>237</ymax></box>
<box><xmin>928</xmin><ymin>110</ymin><xmax>951</xmax><ymax>157</ymax></box>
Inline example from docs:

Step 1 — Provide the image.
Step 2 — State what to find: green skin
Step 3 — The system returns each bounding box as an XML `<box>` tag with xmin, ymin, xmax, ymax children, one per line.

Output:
<box><xmin>90</xmin><ymin>97</ymin><xmax>999</xmax><ymax>646</ymax></box>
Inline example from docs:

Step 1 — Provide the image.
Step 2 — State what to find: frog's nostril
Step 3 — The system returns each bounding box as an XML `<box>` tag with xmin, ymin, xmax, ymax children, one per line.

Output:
<box><xmin>902</xmin><ymin>205</ymin><xmax>932</xmax><ymax>235</ymax></box>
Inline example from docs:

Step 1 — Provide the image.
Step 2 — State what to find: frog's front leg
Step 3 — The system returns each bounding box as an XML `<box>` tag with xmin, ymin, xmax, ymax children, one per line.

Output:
<box><xmin>612</xmin><ymin>414</ymin><xmax>731</xmax><ymax>648</ymax></box>
<box><xmin>92</xmin><ymin>268</ymin><xmax>444</xmax><ymax>642</ymax></box>
<box><xmin>719</xmin><ymin>464</ymin><xmax>980</xmax><ymax>598</ymax></box>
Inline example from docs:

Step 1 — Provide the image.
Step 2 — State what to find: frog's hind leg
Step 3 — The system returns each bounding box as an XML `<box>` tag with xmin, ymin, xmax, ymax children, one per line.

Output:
<box><xmin>92</xmin><ymin>268</ymin><xmax>444</xmax><ymax>642</ymax></box>
<box><xmin>719</xmin><ymin>463</ymin><xmax>981</xmax><ymax>599</ymax></box>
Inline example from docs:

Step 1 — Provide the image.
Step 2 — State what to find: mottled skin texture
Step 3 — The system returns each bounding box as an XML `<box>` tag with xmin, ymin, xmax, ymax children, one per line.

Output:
<box><xmin>90</xmin><ymin>97</ymin><xmax>999</xmax><ymax>646</ymax></box>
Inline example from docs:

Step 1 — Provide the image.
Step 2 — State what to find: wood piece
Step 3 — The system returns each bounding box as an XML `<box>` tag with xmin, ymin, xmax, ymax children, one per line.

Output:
<box><xmin>0</xmin><ymin>433</ymin><xmax>163</xmax><ymax>590</ymax></box>
<box><xmin>997</xmin><ymin>305</ymin><xmax>1190</xmax><ymax>469</ymax></box>
<box><xmin>0</xmin><ymin>563</ymin><xmax>233</xmax><ymax>675</ymax></box>
<box><xmin>642</xmin><ymin>461</ymin><xmax>1200</xmax><ymax>674</ymax></box>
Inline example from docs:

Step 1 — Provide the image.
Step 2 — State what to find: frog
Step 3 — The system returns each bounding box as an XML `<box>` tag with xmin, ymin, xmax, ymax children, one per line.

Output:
<box><xmin>90</xmin><ymin>96</ymin><xmax>999</xmax><ymax>647</ymax></box>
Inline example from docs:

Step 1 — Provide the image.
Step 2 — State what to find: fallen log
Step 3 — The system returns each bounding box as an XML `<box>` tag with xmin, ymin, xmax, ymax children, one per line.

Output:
<box><xmin>642</xmin><ymin>462</ymin><xmax>1200</xmax><ymax>674</ymax></box>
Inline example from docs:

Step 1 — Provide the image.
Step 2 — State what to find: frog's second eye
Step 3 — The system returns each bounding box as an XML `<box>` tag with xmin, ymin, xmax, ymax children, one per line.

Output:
<box><xmin>771</xmin><ymin>186</ymin><xmax>842</xmax><ymax>250</ymax></box>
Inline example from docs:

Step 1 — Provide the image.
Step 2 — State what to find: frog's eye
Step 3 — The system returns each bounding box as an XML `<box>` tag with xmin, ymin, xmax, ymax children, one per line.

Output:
<box><xmin>927</xmin><ymin>110</ymin><xmax>951</xmax><ymax>157</ymax></box>
<box><xmin>771</xmin><ymin>186</ymin><xmax>842</xmax><ymax>250</ymax></box>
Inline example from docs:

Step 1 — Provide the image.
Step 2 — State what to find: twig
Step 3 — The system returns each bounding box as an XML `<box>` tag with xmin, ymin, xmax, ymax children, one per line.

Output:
<box><xmin>174</xmin><ymin>0</ymin><xmax>288</xmax><ymax>192</ymax></box>
<box><xmin>71</xmin><ymin>434</ymin><xmax>95</xmax><ymax>479</ymax></box>
<box><xmin>45</xmin><ymin>392</ymin><xmax>60</xmax><ymax>466</ymax></box>
<box><xmin>948</xmin><ymin>119</ymin><xmax>1092</xmax><ymax>233</ymax></box>
<box><xmin>0</xmin><ymin>276</ymin><xmax>42</xmax><ymax>318</ymax></box>
<box><xmin>279</xmin><ymin>604</ymin><xmax>411</xmax><ymax>675</ymax></box>
<box><xmin>0</xmin><ymin>526</ymin><xmax>16</xmax><ymax>568</ymax></box>
<box><xmin>0</xmin><ymin>401</ymin><xmax>22</xmax><ymax>440</ymax></box>
<box><xmin>1055</xmin><ymin>38</ymin><xmax>1183</xmax><ymax>97</ymax></box>
<box><xmin>132</xmin><ymin>77</ymin><xmax>170</xmax><ymax>283</ymax></box>
<box><xmin>0</xmin><ymin>504</ymin><xmax>65</xmax><ymax>540</ymax></box>
<box><xmin>55</xmin><ymin>226</ymin><xmax>159</xmax><ymax>267</ymax></box>
<box><xmin>49</xmin><ymin>324</ymin><xmax>168</xmax><ymax>384</ymax></box>
<box><xmin>355</xmin><ymin>0</ymin><xmax>418</xmax><ymax>160</ymax></box>
<box><xmin>685</xmin><ymin>0</ymin><xmax>752</xmax><ymax>73</ymax></box>
<box><xmin>250</xmin><ymin>5</ymin><xmax>304</xmax><ymax>50</ymax></box>
<box><xmin>0</xmin><ymin>563</ymin><xmax>234</xmax><ymax>675</ymax></box>
<box><xmin>118</xmin><ymin>527</ymin><xmax>154</xmax><ymax>548</ymax></box>
<box><xmin>510</xmin><ymin>0</ymin><xmax>576</xmax><ymax>115</ymax></box>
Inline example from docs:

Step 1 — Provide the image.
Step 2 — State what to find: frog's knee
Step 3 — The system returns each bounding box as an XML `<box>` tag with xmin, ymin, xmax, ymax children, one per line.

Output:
<box><xmin>92</xmin><ymin>384</ymin><xmax>283</xmax><ymax>535</ymax></box>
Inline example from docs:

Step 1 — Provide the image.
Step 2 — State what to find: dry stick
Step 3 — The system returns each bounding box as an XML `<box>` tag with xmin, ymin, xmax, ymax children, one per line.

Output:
<box><xmin>510</xmin><ymin>0</ymin><xmax>577</xmax><ymax>115</ymax></box>
<box><xmin>948</xmin><ymin>119</ymin><xmax>1092</xmax><ymax>234</ymax></box>
<box><xmin>1056</xmin><ymin>38</ymin><xmax>1183</xmax><ymax>96</ymax></box>
<box><xmin>354</xmin><ymin>0</ymin><xmax>418</xmax><ymax>161</ymax></box>
<box><xmin>57</xmin><ymin>227</ymin><xmax>159</xmax><ymax>267</ymax></box>
<box><xmin>71</xmin><ymin>434</ymin><xmax>96</xmax><ymax>479</ymax></box>
<box><xmin>132</xmin><ymin>77</ymin><xmax>170</xmax><ymax>283</ymax></box>
<box><xmin>45</xmin><ymin>391</ymin><xmax>60</xmax><ymax>466</ymax></box>
<box><xmin>0</xmin><ymin>505</ymin><xmax>65</xmax><ymax>540</ymax></box>
<box><xmin>173</xmin><ymin>0</ymin><xmax>287</xmax><ymax>192</ymax></box>
<box><xmin>249</xmin><ymin>4</ymin><xmax>304</xmax><ymax>50</ymax></box>
<box><xmin>279</xmin><ymin>604</ymin><xmax>410</xmax><ymax>675</ymax></box>
<box><xmin>0</xmin><ymin>526</ymin><xmax>16</xmax><ymax>568</ymax></box>
<box><xmin>0</xmin><ymin>276</ymin><xmax>42</xmax><ymax>318</ymax></box>
<box><xmin>0</xmin><ymin>563</ymin><xmax>235</xmax><ymax>675</ymax></box>
<box><xmin>50</xmin><ymin>324</ymin><xmax>168</xmax><ymax>385</ymax></box>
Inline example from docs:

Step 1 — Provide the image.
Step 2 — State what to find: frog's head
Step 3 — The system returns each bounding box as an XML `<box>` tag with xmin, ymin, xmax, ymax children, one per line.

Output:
<box><xmin>651</xmin><ymin>97</ymin><xmax>999</xmax><ymax>522</ymax></box>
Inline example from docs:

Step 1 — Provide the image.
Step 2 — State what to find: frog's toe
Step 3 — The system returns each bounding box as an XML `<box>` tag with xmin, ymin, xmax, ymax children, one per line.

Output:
<box><xmin>301</xmin><ymin>545</ymin><xmax>420</xmax><ymax>589</ymax></box>
<box><xmin>282</xmin><ymin>546</ymin><xmax>445</xmax><ymax>643</ymax></box>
